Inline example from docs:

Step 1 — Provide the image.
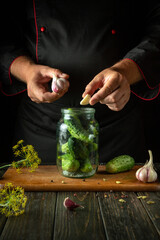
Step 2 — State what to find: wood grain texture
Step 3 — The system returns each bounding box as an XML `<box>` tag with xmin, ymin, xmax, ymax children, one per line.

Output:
<box><xmin>0</xmin><ymin>192</ymin><xmax>57</xmax><ymax>240</ymax></box>
<box><xmin>0</xmin><ymin>165</ymin><xmax>160</xmax><ymax>192</ymax></box>
<box><xmin>0</xmin><ymin>191</ymin><xmax>159</xmax><ymax>240</ymax></box>
<box><xmin>97</xmin><ymin>191</ymin><xmax>160</xmax><ymax>240</ymax></box>
<box><xmin>0</xmin><ymin>215</ymin><xmax>7</xmax><ymax>236</ymax></box>
<box><xmin>53</xmin><ymin>192</ymin><xmax>106</xmax><ymax>240</ymax></box>
<box><xmin>137</xmin><ymin>191</ymin><xmax>160</xmax><ymax>235</ymax></box>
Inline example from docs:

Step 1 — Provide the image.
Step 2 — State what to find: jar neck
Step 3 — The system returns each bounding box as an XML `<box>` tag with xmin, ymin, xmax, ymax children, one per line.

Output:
<box><xmin>61</xmin><ymin>108</ymin><xmax>95</xmax><ymax>120</ymax></box>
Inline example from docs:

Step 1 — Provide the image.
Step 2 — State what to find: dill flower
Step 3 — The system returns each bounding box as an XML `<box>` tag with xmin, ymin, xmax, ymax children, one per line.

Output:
<box><xmin>0</xmin><ymin>183</ymin><xmax>27</xmax><ymax>217</ymax></box>
<box><xmin>12</xmin><ymin>141</ymin><xmax>41</xmax><ymax>172</ymax></box>
<box><xmin>17</xmin><ymin>140</ymin><xmax>24</xmax><ymax>145</ymax></box>
<box><xmin>0</xmin><ymin>140</ymin><xmax>41</xmax><ymax>173</ymax></box>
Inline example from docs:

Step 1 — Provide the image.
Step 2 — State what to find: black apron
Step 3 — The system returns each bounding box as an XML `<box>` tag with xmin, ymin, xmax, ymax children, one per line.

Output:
<box><xmin>13</xmin><ymin>1</ymin><xmax>148</xmax><ymax>164</ymax></box>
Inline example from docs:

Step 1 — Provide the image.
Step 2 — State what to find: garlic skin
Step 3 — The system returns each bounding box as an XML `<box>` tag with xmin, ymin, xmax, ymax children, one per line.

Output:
<box><xmin>51</xmin><ymin>75</ymin><xmax>68</xmax><ymax>93</ymax></box>
<box><xmin>63</xmin><ymin>197</ymin><xmax>84</xmax><ymax>211</ymax></box>
<box><xmin>136</xmin><ymin>150</ymin><xmax>158</xmax><ymax>183</ymax></box>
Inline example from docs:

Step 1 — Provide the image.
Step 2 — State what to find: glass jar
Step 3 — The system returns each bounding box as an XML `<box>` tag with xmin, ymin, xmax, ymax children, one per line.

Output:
<box><xmin>56</xmin><ymin>108</ymin><xmax>99</xmax><ymax>178</ymax></box>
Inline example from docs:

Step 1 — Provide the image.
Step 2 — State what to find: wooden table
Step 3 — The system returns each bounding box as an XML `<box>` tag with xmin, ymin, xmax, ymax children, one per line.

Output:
<box><xmin>0</xmin><ymin>167</ymin><xmax>160</xmax><ymax>240</ymax></box>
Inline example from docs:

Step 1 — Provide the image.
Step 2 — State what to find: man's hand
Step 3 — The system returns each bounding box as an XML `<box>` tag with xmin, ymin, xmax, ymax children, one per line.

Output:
<box><xmin>83</xmin><ymin>68</ymin><xmax>130</xmax><ymax>111</ymax></box>
<box><xmin>26</xmin><ymin>65</ymin><xmax>69</xmax><ymax>103</ymax></box>
<box><xmin>10</xmin><ymin>56</ymin><xmax>69</xmax><ymax>103</ymax></box>
<box><xmin>82</xmin><ymin>59</ymin><xmax>143</xmax><ymax>111</ymax></box>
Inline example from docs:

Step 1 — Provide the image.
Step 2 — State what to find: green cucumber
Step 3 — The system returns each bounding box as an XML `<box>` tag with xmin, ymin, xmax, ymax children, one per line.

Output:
<box><xmin>106</xmin><ymin>155</ymin><xmax>135</xmax><ymax>173</ymax></box>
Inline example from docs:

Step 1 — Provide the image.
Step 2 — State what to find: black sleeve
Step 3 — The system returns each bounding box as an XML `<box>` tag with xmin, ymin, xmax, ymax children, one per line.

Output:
<box><xmin>0</xmin><ymin>1</ymin><xmax>28</xmax><ymax>95</ymax></box>
<box><xmin>124</xmin><ymin>1</ymin><xmax>160</xmax><ymax>100</ymax></box>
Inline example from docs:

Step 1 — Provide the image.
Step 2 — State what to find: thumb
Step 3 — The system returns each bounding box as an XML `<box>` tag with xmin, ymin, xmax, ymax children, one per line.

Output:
<box><xmin>41</xmin><ymin>67</ymin><xmax>69</xmax><ymax>81</ymax></box>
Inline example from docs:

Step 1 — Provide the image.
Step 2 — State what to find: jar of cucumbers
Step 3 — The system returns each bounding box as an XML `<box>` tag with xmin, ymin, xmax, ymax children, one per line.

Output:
<box><xmin>56</xmin><ymin>108</ymin><xmax>99</xmax><ymax>178</ymax></box>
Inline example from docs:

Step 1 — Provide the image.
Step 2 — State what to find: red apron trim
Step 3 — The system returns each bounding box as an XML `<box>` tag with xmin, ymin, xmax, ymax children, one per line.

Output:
<box><xmin>33</xmin><ymin>0</ymin><xmax>38</xmax><ymax>62</ymax></box>
<box><xmin>125</xmin><ymin>58</ymin><xmax>160</xmax><ymax>101</ymax></box>
<box><xmin>131</xmin><ymin>87</ymin><xmax>160</xmax><ymax>101</ymax></box>
<box><xmin>6</xmin><ymin>56</ymin><xmax>27</xmax><ymax>96</ymax></box>
<box><xmin>125</xmin><ymin>58</ymin><xmax>155</xmax><ymax>90</ymax></box>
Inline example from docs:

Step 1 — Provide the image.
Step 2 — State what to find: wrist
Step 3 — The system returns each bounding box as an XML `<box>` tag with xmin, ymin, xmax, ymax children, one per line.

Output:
<box><xmin>111</xmin><ymin>59</ymin><xmax>143</xmax><ymax>85</ymax></box>
<box><xmin>10</xmin><ymin>56</ymin><xmax>35</xmax><ymax>84</ymax></box>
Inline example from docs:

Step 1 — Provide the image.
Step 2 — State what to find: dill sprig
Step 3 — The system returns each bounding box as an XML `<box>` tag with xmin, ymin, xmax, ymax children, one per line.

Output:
<box><xmin>0</xmin><ymin>182</ymin><xmax>27</xmax><ymax>217</ymax></box>
<box><xmin>0</xmin><ymin>140</ymin><xmax>41</xmax><ymax>173</ymax></box>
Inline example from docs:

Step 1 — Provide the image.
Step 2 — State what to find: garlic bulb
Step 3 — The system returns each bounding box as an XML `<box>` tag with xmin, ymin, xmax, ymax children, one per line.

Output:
<box><xmin>51</xmin><ymin>75</ymin><xmax>68</xmax><ymax>93</ymax></box>
<box><xmin>136</xmin><ymin>150</ymin><xmax>157</xmax><ymax>183</ymax></box>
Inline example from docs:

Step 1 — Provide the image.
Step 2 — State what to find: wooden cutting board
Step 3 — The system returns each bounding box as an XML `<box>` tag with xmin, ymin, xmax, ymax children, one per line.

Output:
<box><xmin>0</xmin><ymin>165</ymin><xmax>159</xmax><ymax>192</ymax></box>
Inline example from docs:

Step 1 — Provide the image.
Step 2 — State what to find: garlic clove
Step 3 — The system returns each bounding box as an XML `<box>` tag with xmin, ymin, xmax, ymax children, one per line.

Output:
<box><xmin>51</xmin><ymin>76</ymin><xmax>58</xmax><ymax>92</ymax></box>
<box><xmin>136</xmin><ymin>167</ymin><xmax>148</xmax><ymax>183</ymax></box>
<box><xmin>80</xmin><ymin>94</ymin><xmax>91</xmax><ymax>105</ymax></box>
<box><xmin>51</xmin><ymin>82</ymin><xmax>59</xmax><ymax>93</ymax></box>
<box><xmin>147</xmin><ymin>165</ymin><xmax>158</xmax><ymax>182</ymax></box>
<box><xmin>57</xmin><ymin>78</ymin><xmax>68</xmax><ymax>90</ymax></box>
<box><xmin>51</xmin><ymin>75</ymin><xmax>68</xmax><ymax>93</ymax></box>
<box><xmin>63</xmin><ymin>197</ymin><xmax>84</xmax><ymax>211</ymax></box>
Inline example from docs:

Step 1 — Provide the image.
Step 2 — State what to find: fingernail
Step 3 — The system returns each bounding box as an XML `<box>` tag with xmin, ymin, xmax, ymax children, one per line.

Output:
<box><xmin>90</xmin><ymin>99</ymin><xmax>95</xmax><ymax>105</ymax></box>
<box><xmin>61</xmin><ymin>73</ymin><xmax>68</xmax><ymax>77</ymax></box>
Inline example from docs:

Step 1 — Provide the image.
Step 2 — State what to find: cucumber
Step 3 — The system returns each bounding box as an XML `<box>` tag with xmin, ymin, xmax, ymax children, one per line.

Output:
<box><xmin>106</xmin><ymin>155</ymin><xmax>135</xmax><ymax>173</ymax></box>
<box><xmin>64</xmin><ymin>118</ymin><xmax>90</xmax><ymax>143</ymax></box>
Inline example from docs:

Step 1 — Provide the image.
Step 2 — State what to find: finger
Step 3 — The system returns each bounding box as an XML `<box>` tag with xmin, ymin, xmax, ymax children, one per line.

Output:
<box><xmin>58</xmin><ymin>72</ymin><xmax>69</xmax><ymax>79</ymax></box>
<box><xmin>39</xmin><ymin>86</ymin><xmax>69</xmax><ymax>103</ymax></box>
<box><xmin>41</xmin><ymin>67</ymin><xmax>69</xmax><ymax>81</ymax></box>
<box><xmin>89</xmin><ymin>78</ymin><xmax>120</xmax><ymax>105</ymax></box>
<box><xmin>28</xmin><ymin>83</ymin><xmax>56</xmax><ymax>102</ymax></box>
<box><xmin>42</xmin><ymin>92</ymin><xmax>59</xmax><ymax>102</ymax></box>
<box><xmin>106</xmin><ymin>92</ymin><xmax>130</xmax><ymax>111</ymax></box>
<box><xmin>30</xmin><ymin>97</ymin><xmax>41</xmax><ymax>103</ymax></box>
<box><xmin>107</xmin><ymin>99</ymin><xmax>127</xmax><ymax>111</ymax></box>
<box><xmin>29</xmin><ymin>79</ymin><xmax>69</xmax><ymax>103</ymax></box>
<box><xmin>100</xmin><ymin>88</ymin><xmax>124</xmax><ymax>105</ymax></box>
<box><xmin>82</xmin><ymin>75</ymin><xmax>104</xmax><ymax>98</ymax></box>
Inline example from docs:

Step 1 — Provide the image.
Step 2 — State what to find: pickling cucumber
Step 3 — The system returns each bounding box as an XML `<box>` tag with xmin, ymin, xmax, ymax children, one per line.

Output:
<box><xmin>106</xmin><ymin>155</ymin><xmax>135</xmax><ymax>173</ymax></box>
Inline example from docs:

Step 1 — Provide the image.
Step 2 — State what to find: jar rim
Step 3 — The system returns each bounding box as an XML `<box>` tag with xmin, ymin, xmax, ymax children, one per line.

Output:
<box><xmin>61</xmin><ymin>107</ymin><xmax>95</xmax><ymax>114</ymax></box>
